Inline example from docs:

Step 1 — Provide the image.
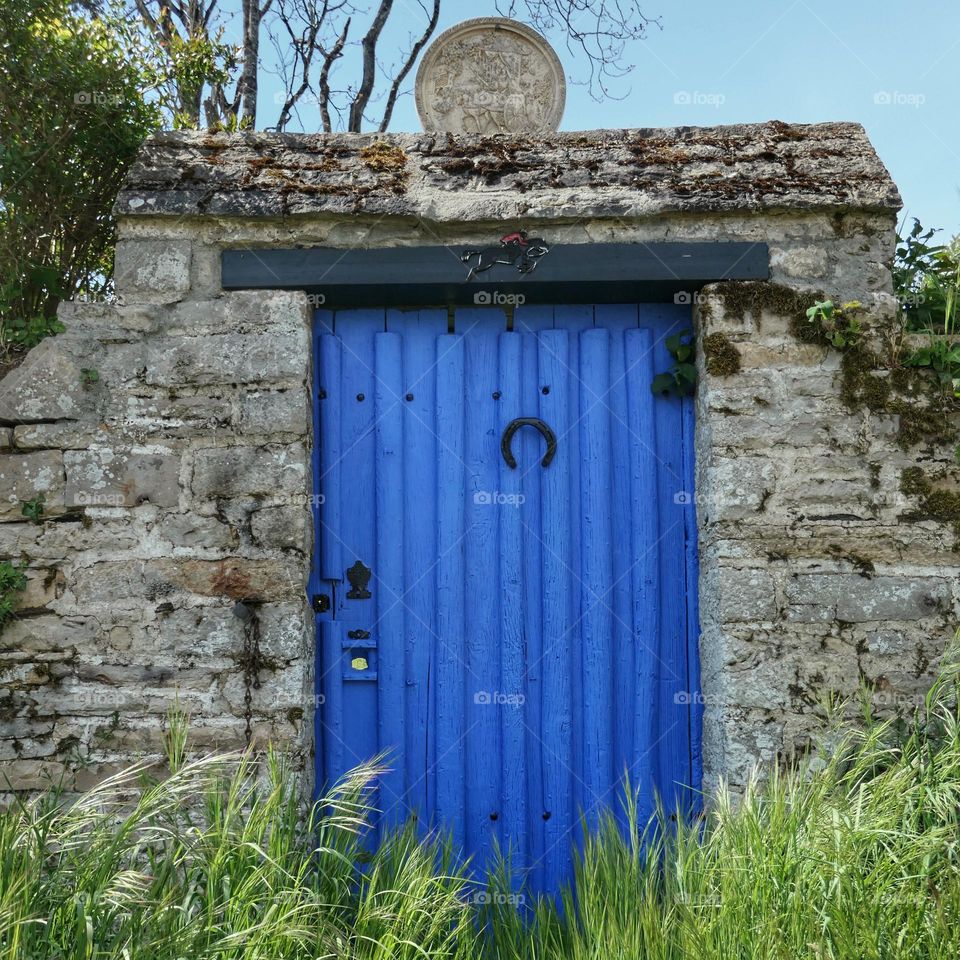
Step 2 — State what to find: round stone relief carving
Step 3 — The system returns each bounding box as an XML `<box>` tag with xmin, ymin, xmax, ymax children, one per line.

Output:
<box><xmin>415</xmin><ymin>17</ymin><xmax>565</xmax><ymax>135</ymax></box>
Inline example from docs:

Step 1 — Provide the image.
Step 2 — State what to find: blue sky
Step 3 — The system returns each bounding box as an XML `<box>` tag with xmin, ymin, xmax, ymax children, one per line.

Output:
<box><xmin>252</xmin><ymin>0</ymin><xmax>960</xmax><ymax>237</ymax></box>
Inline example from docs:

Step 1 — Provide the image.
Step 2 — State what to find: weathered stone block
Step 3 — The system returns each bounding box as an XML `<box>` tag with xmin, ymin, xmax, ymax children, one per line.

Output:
<box><xmin>250</xmin><ymin>504</ymin><xmax>309</xmax><ymax>552</ymax></box>
<box><xmin>0</xmin><ymin>759</ymin><xmax>66</xmax><ymax>791</ymax></box>
<box><xmin>0</xmin><ymin>452</ymin><xmax>65</xmax><ymax>521</ymax></box>
<box><xmin>239</xmin><ymin>390</ymin><xmax>309</xmax><ymax>435</ymax></box>
<box><xmin>144</xmin><ymin>332</ymin><xmax>307</xmax><ymax>387</ymax></box>
<box><xmin>717</xmin><ymin>569</ymin><xmax>778</xmax><ymax>622</ymax></box>
<box><xmin>64</xmin><ymin>448</ymin><xmax>181</xmax><ymax>508</ymax></box>
<box><xmin>158</xmin><ymin>513</ymin><xmax>240</xmax><ymax>550</ymax></box>
<box><xmin>770</xmin><ymin>244</ymin><xmax>829</xmax><ymax>279</ymax></box>
<box><xmin>114</xmin><ymin>239</ymin><xmax>191</xmax><ymax>302</ymax></box>
<box><xmin>0</xmin><ymin>337</ymin><xmax>97</xmax><ymax>422</ymax></box>
<box><xmin>191</xmin><ymin>444</ymin><xmax>307</xmax><ymax>499</ymax></box>
<box><xmin>149</xmin><ymin>558</ymin><xmax>304</xmax><ymax>601</ymax></box>
<box><xmin>156</xmin><ymin>602</ymin><xmax>306</xmax><ymax>663</ymax></box>
<box><xmin>17</xmin><ymin>568</ymin><xmax>64</xmax><ymax>613</ymax></box>
<box><xmin>14</xmin><ymin>423</ymin><xmax>107</xmax><ymax>451</ymax></box>
<box><xmin>700</xmin><ymin>457</ymin><xmax>775</xmax><ymax>521</ymax></box>
<box><xmin>785</xmin><ymin>574</ymin><xmax>951</xmax><ymax>623</ymax></box>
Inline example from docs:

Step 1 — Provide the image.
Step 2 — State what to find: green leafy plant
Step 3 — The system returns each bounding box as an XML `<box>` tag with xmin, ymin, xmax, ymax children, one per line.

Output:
<box><xmin>0</xmin><ymin>0</ymin><xmax>160</xmax><ymax>359</ymax></box>
<box><xmin>79</xmin><ymin>367</ymin><xmax>99</xmax><ymax>387</ymax></box>
<box><xmin>0</xmin><ymin>559</ymin><xmax>28</xmax><ymax>628</ymax></box>
<box><xmin>20</xmin><ymin>494</ymin><xmax>45</xmax><ymax>524</ymax></box>
<box><xmin>805</xmin><ymin>299</ymin><xmax>863</xmax><ymax>348</ymax></box>
<box><xmin>902</xmin><ymin>230</ymin><xmax>960</xmax><ymax>399</ymax></box>
<box><xmin>895</xmin><ymin>218</ymin><xmax>960</xmax><ymax>332</ymax></box>
<box><xmin>906</xmin><ymin>339</ymin><xmax>960</xmax><ymax>398</ymax></box>
<box><xmin>652</xmin><ymin>329</ymin><xmax>696</xmax><ymax>396</ymax></box>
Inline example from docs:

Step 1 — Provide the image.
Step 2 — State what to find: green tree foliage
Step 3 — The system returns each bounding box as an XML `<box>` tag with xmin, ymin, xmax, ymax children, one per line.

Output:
<box><xmin>0</xmin><ymin>0</ymin><xmax>159</xmax><ymax>356</ymax></box>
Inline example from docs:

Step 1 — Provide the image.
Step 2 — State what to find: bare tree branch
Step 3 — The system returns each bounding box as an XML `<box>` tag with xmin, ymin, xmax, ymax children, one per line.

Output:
<box><xmin>318</xmin><ymin>17</ymin><xmax>350</xmax><ymax>132</ymax></box>
<box><xmin>347</xmin><ymin>0</ymin><xmax>391</xmax><ymax>132</ymax></box>
<box><xmin>498</xmin><ymin>0</ymin><xmax>659</xmax><ymax>100</ymax></box>
<box><xmin>377</xmin><ymin>0</ymin><xmax>439</xmax><ymax>132</ymax></box>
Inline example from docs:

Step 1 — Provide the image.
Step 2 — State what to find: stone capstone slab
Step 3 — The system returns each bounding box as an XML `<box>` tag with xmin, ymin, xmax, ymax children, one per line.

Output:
<box><xmin>115</xmin><ymin>123</ymin><xmax>902</xmax><ymax>222</ymax></box>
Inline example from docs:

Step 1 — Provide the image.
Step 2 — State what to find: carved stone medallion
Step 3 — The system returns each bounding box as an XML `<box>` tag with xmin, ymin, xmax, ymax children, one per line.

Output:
<box><xmin>415</xmin><ymin>17</ymin><xmax>565</xmax><ymax>135</ymax></box>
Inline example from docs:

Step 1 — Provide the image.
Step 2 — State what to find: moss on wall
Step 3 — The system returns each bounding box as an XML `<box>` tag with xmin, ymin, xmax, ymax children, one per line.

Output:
<box><xmin>703</xmin><ymin>332</ymin><xmax>742</xmax><ymax>376</ymax></box>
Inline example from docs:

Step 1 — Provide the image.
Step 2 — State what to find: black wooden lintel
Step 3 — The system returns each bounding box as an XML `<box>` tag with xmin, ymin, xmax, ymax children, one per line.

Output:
<box><xmin>221</xmin><ymin>241</ymin><xmax>769</xmax><ymax>308</ymax></box>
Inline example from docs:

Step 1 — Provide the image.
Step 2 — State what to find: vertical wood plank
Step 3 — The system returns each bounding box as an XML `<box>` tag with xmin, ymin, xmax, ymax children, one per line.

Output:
<box><xmin>594</xmin><ymin>305</ymin><xmax>640</xmax><ymax>818</ymax></box>
<box><xmin>550</xmin><ymin>306</ymin><xmax>592</xmax><ymax>825</ymax></box>
<box><xmin>517</xmin><ymin>306</ymin><xmax>552</xmax><ymax>892</ymax></box>
<box><xmin>334</xmin><ymin>310</ymin><xmax>383</xmax><ymax>789</ymax></box>
<box><xmin>579</xmin><ymin>328</ymin><xmax>614</xmax><ymax>827</ymax></box>
<box><xmin>462</xmin><ymin>308</ymin><xmax>503</xmax><ymax>872</ymax></box>
<box><xmin>311</xmin><ymin>311</ymin><xmax>333</xmax><ymax>793</ymax></box>
<box><xmin>537</xmin><ymin>328</ymin><xmax>573</xmax><ymax>892</ymax></box>
<box><xmin>389</xmin><ymin>309</ymin><xmax>447</xmax><ymax>827</ymax></box>
<box><xmin>375</xmin><ymin>331</ymin><xmax>406</xmax><ymax>826</ymax></box>
<box><xmin>319</xmin><ymin>620</ymin><xmax>343</xmax><ymax>786</ymax></box>
<box><xmin>624</xmin><ymin>327</ymin><xmax>660</xmax><ymax>821</ymax></box>
<box><xmin>645</xmin><ymin>304</ymin><xmax>692</xmax><ymax>813</ymax></box>
<box><xmin>497</xmin><ymin>331</ymin><xmax>526</xmax><ymax>882</ymax></box>
<box><xmin>435</xmin><ymin>333</ymin><xmax>466</xmax><ymax>854</ymax></box>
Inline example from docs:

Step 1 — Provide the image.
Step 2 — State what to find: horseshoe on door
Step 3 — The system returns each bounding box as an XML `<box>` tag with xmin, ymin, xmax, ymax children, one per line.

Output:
<box><xmin>501</xmin><ymin>417</ymin><xmax>558</xmax><ymax>469</ymax></box>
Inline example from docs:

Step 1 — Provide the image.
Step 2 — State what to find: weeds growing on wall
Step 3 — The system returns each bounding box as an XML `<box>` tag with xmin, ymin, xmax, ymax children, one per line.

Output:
<box><xmin>0</xmin><ymin>561</ymin><xmax>27</xmax><ymax>630</ymax></box>
<box><xmin>2</xmin><ymin>655</ymin><xmax>959</xmax><ymax>959</ymax></box>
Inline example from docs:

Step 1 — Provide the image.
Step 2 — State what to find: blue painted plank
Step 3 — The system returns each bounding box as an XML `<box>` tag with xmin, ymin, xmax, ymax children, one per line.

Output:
<box><xmin>327</xmin><ymin>310</ymin><xmax>383</xmax><ymax>789</ymax></box>
<box><xmin>374</xmin><ymin>331</ymin><xmax>406</xmax><ymax>826</ymax></box>
<box><xmin>462</xmin><ymin>308</ymin><xmax>504</xmax><ymax>872</ymax></box>
<box><xmin>497</xmin><ymin>331</ymin><xmax>526</xmax><ymax>883</ymax></box>
<box><xmin>550</xmin><ymin>305</ymin><xmax>591</xmax><ymax>838</ymax></box>
<box><xmin>311</xmin><ymin>312</ymin><xmax>329</xmax><ymax>794</ymax></box>
<box><xmin>578</xmin><ymin>328</ymin><xmax>614</xmax><ymax>827</ymax></box>
<box><xmin>389</xmin><ymin>309</ymin><xmax>447</xmax><ymax>827</ymax></box>
<box><xmin>434</xmin><ymin>333</ymin><xmax>466</xmax><ymax>854</ymax></box>
<box><xmin>594</xmin><ymin>305</ymin><xmax>640</xmax><ymax>819</ymax></box>
<box><xmin>537</xmin><ymin>328</ymin><xmax>573</xmax><ymax>892</ymax></box>
<box><xmin>319</xmin><ymin>620</ymin><xmax>344</xmax><ymax>786</ymax></box>
<box><xmin>645</xmin><ymin>304</ymin><xmax>693</xmax><ymax>813</ymax></box>
<box><xmin>624</xmin><ymin>328</ymin><xmax>661</xmax><ymax>821</ymax></box>
<box><xmin>518</xmin><ymin>310</ymin><xmax>551</xmax><ymax>893</ymax></box>
<box><xmin>514</xmin><ymin>304</ymin><xmax>554</xmax><ymax>335</ymax></box>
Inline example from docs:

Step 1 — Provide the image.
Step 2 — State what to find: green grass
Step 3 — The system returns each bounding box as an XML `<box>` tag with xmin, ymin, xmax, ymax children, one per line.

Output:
<box><xmin>486</xmin><ymin>663</ymin><xmax>960</xmax><ymax>960</ymax></box>
<box><xmin>0</xmin><ymin>711</ymin><xmax>479</xmax><ymax>959</ymax></box>
<box><xmin>2</xmin><ymin>660</ymin><xmax>960</xmax><ymax>959</ymax></box>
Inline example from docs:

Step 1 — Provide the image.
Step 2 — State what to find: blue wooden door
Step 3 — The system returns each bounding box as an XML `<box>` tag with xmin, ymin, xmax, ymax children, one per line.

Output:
<box><xmin>311</xmin><ymin>304</ymin><xmax>701</xmax><ymax>894</ymax></box>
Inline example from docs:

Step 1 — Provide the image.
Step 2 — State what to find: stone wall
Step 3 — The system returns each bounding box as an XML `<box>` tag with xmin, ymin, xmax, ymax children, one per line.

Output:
<box><xmin>1</xmin><ymin>124</ymin><xmax>957</xmax><ymax>799</ymax></box>
<box><xmin>0</xmin><ymin>282</ymin><xmax>315</xmax><ymax>797</ymax></box>
<box><xmin>694</xmin><ymin>282</ymin><xmax>959</xmax><ymax>788</ymax></box>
